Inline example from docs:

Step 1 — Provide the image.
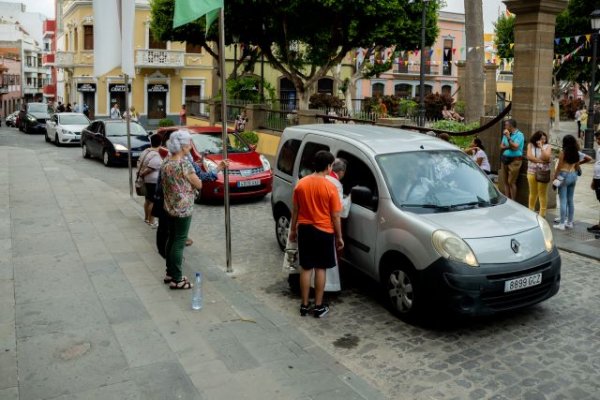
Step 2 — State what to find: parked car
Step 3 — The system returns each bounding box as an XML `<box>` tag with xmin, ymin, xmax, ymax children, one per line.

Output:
<box><xmin>18</xmin><ymin>102</ymin><xmax>51</xmax><ymax>134</ymax></box>
<box><xmin>272</xmin><ymin>124</ymin><xmax>561</xmax><ymax>319</ymax></box>
<box><xmin>156</xmin><ymin>126</ymin><xmax>273</xmax><ymax>200</ymax></box>
<box><xmin>81</xmin><ymin>120</ymin><xmax>150</xmax><ymax>166</ymax></box>
<box><xmin>5</xmin><ymin>111</ymin><xmax>18</xmax><ymax>127</ymax></box>
<box><xmin>45</xmin><ymin>112</ymin><xmax>90</xmax><ymax>145</ymax></box>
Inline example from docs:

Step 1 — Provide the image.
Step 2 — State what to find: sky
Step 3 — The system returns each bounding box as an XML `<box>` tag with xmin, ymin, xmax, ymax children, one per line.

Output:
<box><xmin>15</xmin><ymin>0</ymin><xmax>506</xmax><ymax>34</ymax></box>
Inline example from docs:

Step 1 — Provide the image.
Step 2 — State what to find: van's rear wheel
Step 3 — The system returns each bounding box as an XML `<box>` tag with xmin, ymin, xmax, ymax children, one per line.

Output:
<box><xmin>384</xmin><ymin>264</ymin><xmax>422</xmax><ymax>320</ymax></box>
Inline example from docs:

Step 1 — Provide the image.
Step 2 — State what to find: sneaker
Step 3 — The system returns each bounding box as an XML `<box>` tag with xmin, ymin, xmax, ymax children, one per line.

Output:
<box><xmin>565</xmin><ymin>222</ymin><xmax>574</xmax><ymax>229</ymax></box>
<box><xmin>313</xmin><ymin>304</ymin><xmax>329</xmax><ymax>318</ymax></box>
<box><xmin>149</xmin><ymin>221</ymin><xmax>159</xmax><ymax>229</ymax></box>
<box><xmin>300</xmin><ymin>303</ymin><xmax>312</xmax><ymax>317</ymax></box>
<box><xmin>587</xmin><ymin>224</ymin><xmax>600</xmax><ymax>233</ymax></box>
<box><xmin>553</xmin><ymin>223</ymin><xmax>565</xmax><ymax>231</ymax></box>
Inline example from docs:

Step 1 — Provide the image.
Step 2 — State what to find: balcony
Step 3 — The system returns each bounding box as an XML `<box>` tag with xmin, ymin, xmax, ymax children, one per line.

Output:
<box><xmin>23</xmin><ymin>86</ymin><xmax>42</xmax><ymax>95</ymax></box>
<box><xmin>136</xmin><ymin>50</ymin><xmax>184</xmax><ymax>69</ymax></box>
<box><xmin>42</xmin><ymin>53</ymin><xmax>55</xmax><ymax>67</ymax></box>
<box><xmin>43</xmin><ymin>20</ymin><xmax>56</xmax><ymax>38</ymax></box>
<box><xmin>0</xmin><ymin>86</ymin><xmax>8</xmax><ymax>94</ymax></box>
<box><xmin>54</xmin><ymin>51</ymin><xmax>93</xmax><ymax>68</ymax></box>
<box><xmin>43</xmin><ymin>84</ymin><xmax>56</xmax><ymax>96</ymax></box>
<box><xmin>393</xmin><ymin>64</ymin><xmax>441</xmax><ymax>76</ymax></box>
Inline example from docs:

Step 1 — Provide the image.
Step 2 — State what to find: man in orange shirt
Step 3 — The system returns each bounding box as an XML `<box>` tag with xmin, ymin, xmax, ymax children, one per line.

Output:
<box><xmin>289</xmin><ymin>150</ymin><xmax>344</xmax><ymax>318</ymax></box>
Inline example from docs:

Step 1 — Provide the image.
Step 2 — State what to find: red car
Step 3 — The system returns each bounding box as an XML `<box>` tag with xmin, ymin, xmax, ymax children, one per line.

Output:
<box><xmin>156</xmin><ymin>126</ymin><xmax>273</xmax><ymax>200</ymax></box>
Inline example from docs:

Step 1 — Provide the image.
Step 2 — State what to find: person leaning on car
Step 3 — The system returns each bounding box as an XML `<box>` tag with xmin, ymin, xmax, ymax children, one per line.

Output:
<box><xmin>500</xmin><ymin>118</ymin><xmax>525</xmax><ymax>200</ymax></box>
<box><xmin>289</xmin><ymin>150</ymin><xmax>344</xmax><ymax>318</ymax></box>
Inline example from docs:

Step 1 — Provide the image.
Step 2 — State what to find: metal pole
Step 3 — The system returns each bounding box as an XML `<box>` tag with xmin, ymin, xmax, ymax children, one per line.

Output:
<box><xmin>218</xmin><ymin>8</ymin><xmax>233</xmax><ymax>272</ymax></box>
<box><xmin>584</xmin><ymin>31</ymin><xmax>598</xmax><ymax>156</ymax></box>
<box><xmin>418</xmin><ymin>0</ymin><xmax>427</xmax><ymax>127</ymax></box>
<box><xmin>260</xmin><ymin>52</ymin><xmax>265</xmax><ymax>103</ymax></box>
<box><xmin>124</xmin><ymin>73</ymin><xmax>133</xmax><ymax>198</ymax></box>
<box><xmin>233</xmin><ymin>43</ymin><xmax>237</xmax><ymax>79</ymax></box>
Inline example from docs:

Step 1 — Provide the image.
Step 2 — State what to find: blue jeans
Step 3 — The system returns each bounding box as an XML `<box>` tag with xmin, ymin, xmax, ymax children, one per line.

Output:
<box><xmin>557</xmin><ymin>171</ymin><xmax>578</xmax><ymax>224</ymax></box>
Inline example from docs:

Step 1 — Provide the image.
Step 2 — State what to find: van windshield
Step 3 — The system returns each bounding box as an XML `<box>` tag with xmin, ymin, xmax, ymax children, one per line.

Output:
<box><xmin>377</xmin><ymin>150</ymin><xmax>504</xmax><ymax>212</ymax></box>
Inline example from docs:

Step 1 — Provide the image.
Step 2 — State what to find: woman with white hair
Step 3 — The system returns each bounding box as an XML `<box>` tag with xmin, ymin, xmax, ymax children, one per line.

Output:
<box><xmin>161</xmin><ymin>130</ymin><xmax>226</xmax><ymax>289</ymax></box>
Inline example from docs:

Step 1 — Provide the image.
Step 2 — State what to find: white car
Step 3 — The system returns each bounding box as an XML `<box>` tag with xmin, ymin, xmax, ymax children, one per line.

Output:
<box><xmin>45</xmin><ymin>113</ymin><xmax>91</xmax><ymax>146</ymax></box>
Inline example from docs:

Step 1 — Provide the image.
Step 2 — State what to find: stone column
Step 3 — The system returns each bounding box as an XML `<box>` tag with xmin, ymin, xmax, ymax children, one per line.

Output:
<box><xmin>456</xmin><ymin>61</ymin><xmax>466</xmax><ymax>102</ymax></box>
<box><xmin>484</xmin><ymin>63</ymin><xmax>498</xmax><ymax>115</ymax></box>
<box><xmin>244</xmin><ymin>104</ymin><xmax>267</xmax><ymax>131</ymax></box>
<box><xmin>503</xmin><ymin>0</ymin><xmax>567</xmax><ymax>207</ymax></box>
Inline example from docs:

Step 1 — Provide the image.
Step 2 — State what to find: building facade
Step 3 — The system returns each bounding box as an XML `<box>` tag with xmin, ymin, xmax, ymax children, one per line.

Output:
<box><xmin>55</xmin><ymin>0</ymin><xmax>213</xmax><ymax>125</ymax></box>
<box><xmin>357</xmin><ymin>11</ymin><xmax>466</xmax><ymax>101</ymax></box>
<box><xmin>0</xmin><ymin>48</ymin><xmax>22</xmax><ymax>117</ymax></box>
<box><xmin>42</xmin><ymin>19</ymin><xmax>57</xmax><ymax>102</ymax></box>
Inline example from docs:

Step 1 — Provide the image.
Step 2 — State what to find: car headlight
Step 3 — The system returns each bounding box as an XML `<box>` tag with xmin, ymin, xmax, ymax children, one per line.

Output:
<box><xmin>203</xmin><ymin>158</ymin><xmax>218</xmax><ymax>172</ymax></box>
<box><xmin>537</xmin><ymin>216</ymin><xmax>554</xmax><ymax>253</ymax></box>
<box><xmin>63</xmin><ymin>130</ymin><xmax>73</xmax><ymax>136</ymax></box>
<box><xmin>259</xmin><ymin>154</ymin><xmax>271</xmax><ymax>171</ymax></box>
<box><xmin>114</xmin><ymin>144</ymin><xmax>128</xmax><ymax>151</ymax></box>
<box><xmin>27</xmin><ymin>115</ymin><xmax>36</xmax><ymax>122</ymax></box>
<box><xmin>432</xmin><ymin>230</ymin><xmax>479</xmax><ymax>267</ymax></box>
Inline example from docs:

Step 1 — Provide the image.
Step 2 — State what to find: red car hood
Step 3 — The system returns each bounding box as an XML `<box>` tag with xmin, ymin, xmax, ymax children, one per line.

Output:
<box><xmin>203</xmin><ymin>151</ymin><xmax>263</xmax><ymax>170</ymax></box>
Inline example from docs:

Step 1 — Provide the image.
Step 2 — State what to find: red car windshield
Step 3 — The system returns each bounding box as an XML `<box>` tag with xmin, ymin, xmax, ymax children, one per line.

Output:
<box><xmin>191</xmin><ymin>133</ymin><xmax>250</xmax><ymax>155</ymax></box>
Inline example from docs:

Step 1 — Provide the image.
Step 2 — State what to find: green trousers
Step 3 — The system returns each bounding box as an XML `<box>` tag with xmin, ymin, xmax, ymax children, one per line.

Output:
<box><xmin>165</xmin><ymin>215</ymin><xmax>192</xmax><ymax>282</ymax></box>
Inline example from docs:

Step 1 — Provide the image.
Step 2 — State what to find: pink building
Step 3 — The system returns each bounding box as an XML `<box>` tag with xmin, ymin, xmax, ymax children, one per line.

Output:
<box><xmin>357</xmin><ymin>11</ymin><xmax>465</xmax><ymax>101</ymax></box>
<box><xmin>0</xmin><ymin>48</ymin><xmax>22</xmax><ymax>118</ymax></box>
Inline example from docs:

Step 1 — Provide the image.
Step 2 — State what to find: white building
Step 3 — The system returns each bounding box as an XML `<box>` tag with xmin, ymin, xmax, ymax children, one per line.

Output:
<box><xmin>0</xmin><ymin>1</ymin><xmax>47</xmax><ymax>46</ymax></box>
<box><xmin>0</xmin><ymin>18</ymin><xmax>50</xmax><ymax>102</ymax></box>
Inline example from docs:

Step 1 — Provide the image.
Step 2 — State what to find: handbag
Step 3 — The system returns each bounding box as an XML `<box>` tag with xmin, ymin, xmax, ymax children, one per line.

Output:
<box><xmin>135</xmin><ymin>150</ymin><xmax>153</xmax><ymax>196</ymax></box>
<box><xmin>535</xmin><ymin>169</ymin><xmax>551</xmax><ymax>183</ymax></box>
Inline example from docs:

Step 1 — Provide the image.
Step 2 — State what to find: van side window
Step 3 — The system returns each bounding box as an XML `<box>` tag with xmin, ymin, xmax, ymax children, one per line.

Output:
<box><xmin>276</xmin><ymin>139</ymin><xmax>301</xmax><ymax>175</ymax></box>
<box><xmin>337</xmin><ymin>150</ymin><xmax>378</xmax><ymax>211</ymax></box>
<box><xmin>299</xmin><ymin>142</ymin><xmax>330</xmax><ymax>178</ymax></box>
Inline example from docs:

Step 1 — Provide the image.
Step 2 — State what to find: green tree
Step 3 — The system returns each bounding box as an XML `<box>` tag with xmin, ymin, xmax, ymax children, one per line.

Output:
<box><xmin>150</xmin><ymin>0</ymin><xmax>440</xmax><ymax>108</ymax></box>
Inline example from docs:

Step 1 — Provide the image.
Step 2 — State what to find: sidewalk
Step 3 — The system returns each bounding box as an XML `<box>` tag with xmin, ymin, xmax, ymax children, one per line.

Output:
<box><xmin>547</xmin><ymin>121</ymin><xmax>600</xmax><ymax>260</ymax></box>
<box><xmin>0</xmin><ymin>146</ymin><xmax>385</xmax><ymax>400</ymax></box>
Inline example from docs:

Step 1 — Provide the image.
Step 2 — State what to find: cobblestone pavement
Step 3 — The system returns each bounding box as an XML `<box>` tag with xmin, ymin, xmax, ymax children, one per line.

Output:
<box><xmin>4</xmin><ymin>128</ymin><xmax>600</xmax><ymax>400</ymax></box>
<box><xmin>191</xmin><ymin>198</ymin><xmax>600</xmax><ymax>400</ymax></box>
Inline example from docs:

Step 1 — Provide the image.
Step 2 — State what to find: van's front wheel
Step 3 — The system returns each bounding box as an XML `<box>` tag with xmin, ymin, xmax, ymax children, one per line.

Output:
<box><xmin>384</xmin><ymin>265</ymin><xmax>422</xmax><ymax>320</ymax></box>
<box><xmin>275</xmin><ymin>209</ymin><xmax>291</xmax><ymax>251</ymax></box>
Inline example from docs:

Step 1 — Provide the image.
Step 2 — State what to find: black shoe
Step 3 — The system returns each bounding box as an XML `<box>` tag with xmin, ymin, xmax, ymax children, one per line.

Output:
<box><xmin>587</xmin><ymin>224</ymin><xmax>600</xmax><ymax>233</ymax></box>
<box><xmin>300</xmin><ymin>303</ymin><xmax>311</xmax><ymax>317</ymax></box>
<box><xmin>313</xmin><ymin>304</ymin><xmax>329</xmax><ymax>318</ymax></box>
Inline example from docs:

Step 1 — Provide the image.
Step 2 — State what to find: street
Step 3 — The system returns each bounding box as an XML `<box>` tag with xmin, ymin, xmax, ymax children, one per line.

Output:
<box><xmin>2</xmin><ymin>126</ymin><xmax>600</xmax><ymax>400</ymax></box>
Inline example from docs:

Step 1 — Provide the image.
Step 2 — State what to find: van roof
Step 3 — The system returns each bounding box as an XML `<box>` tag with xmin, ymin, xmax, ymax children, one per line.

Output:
<box><xmin>286</xmin><ymin>124</ymin><xmax>458</xmax><ymax>154</ymax></box>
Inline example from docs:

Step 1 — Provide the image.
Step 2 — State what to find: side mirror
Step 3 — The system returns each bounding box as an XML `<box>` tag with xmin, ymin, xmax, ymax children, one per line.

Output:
<box><xmin>351</xmin><ymin>186</ymin><xmax>376</xmax><ymax>209</ymax></box>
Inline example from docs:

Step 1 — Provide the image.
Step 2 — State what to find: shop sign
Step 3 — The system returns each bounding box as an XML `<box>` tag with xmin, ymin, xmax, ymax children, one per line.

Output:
<box><xmin>147</xmin><ymin>84</ymin><xmax>169</xmax><ymax>93</ymax></box>
<box><xmin>77</xmin><ymin>83</ymin><xmax>96</xmax><ymax>92</ymax></box>
<box><xmin>109</xmin><ymin>84</ymin><xmax>131</xmax><ymax>93</ymax></box>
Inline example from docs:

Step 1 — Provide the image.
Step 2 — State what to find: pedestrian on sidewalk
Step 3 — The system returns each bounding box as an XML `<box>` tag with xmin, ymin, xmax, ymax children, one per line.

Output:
<box><xmin>580</xmin><ymin>108</ymin><xmax>588</xmax><ymax>138</ymax></box>
<box><xmin>587</xmin><ymin>132</ymin><xmax>600</xmax><ymax>233</ymax></box>
<box><xmin>575</xmin><ymin>106</ymin><xmax>583</xmax><ymax>138</ymax></box>
<box><xmin>289</xmin><ymin>150</ymin><xmax>344</xmax><ymax>318</ymax></box>
<box><xmin>526</xmin><ymin>131</ymin><xmax>552</xmax><ymax>217</ymax></box>
<box><xmin>137</xmin><ymin>134</ymin><xmax>162</xmax><ymax>227</ymax></box>
<box><xmin>500</xmin><ymin>118</ymin><xmax>525</xmax><ymax>200</ymax></box>
<box><xmin>179</xmin><ymin>104</ymin><xmax>187</xmax><ymax>126</ymax></box>
<box><xmin>161</xmin><ymin>130</ymin><xmax>205</xmax><ymax>289</ymax></box>
<box><xmin>553</xmin><ymin>134</ymin><xmax>593</xmax><ymax>230</ymax></box>
<box><xmin>110</xmin><ymin>103</ymin><xmax>121</xmax><ymax>119</ymax></box>
<box><xmin>549</xmin><ymin>103</ymin><xmax>555</xmax><ymax>128</ymax></box>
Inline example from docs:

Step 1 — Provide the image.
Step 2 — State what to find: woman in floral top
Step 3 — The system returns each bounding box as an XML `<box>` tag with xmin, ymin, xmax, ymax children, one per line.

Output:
<box><xmin>161</xmin><ymin>130</ymin><xmax>226</xmax><ymax>289</ymax></box>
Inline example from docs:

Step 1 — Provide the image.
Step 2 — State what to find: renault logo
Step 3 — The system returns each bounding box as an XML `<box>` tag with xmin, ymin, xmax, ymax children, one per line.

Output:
<box><xmin>511</xmin><ymin>239</ymin><xmax>520</xmax><ymax>254</ymax></box>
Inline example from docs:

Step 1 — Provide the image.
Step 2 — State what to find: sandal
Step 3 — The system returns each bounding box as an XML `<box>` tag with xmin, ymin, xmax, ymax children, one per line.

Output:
<box><xmin>163</xmin><ymin>275</ymin><xmax>173</xmax><ymax>284</ymax></box>
<box><xmin>185</xmin><ymin>238</ymin><xmax>193</xmax><ymax>247</ymax></box>
<box><xmin>170</xmin><ymin>279</ymin><xmax>193</xmax><ymax>290</ymax></box>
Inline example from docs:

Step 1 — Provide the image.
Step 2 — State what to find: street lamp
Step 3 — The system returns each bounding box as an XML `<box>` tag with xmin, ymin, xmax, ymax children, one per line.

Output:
<box><xmin>584</xmin><ymin>9</ymin><xmax>600</xmax><ymax>156</ymax></box>
<box><xmin>418</xmin><ymin>0</ymin><xmax>431</xmax><ymax>127</ymax></box>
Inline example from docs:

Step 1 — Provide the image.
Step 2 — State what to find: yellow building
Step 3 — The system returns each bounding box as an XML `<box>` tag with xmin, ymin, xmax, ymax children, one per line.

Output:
<box><xmin>55</xmin><ymin>0</ymin><xmax>212</xmax><ymax>126</ymax></box>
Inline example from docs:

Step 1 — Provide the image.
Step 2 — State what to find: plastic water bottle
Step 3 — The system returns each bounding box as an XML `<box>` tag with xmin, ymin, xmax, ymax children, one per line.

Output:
<box><xmin>191</xmin><ymin>272</ymin><xmax>203</xmax><ymax>310</ymax></box>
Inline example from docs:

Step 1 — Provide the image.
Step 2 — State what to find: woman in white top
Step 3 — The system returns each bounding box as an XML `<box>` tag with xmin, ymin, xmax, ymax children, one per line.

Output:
<box><xmin>526</xmin><ymin>131</ymin><xmax>552</xmax><ymax>217</ymax></box>
<box><xmin>464</xmin><ymin>138</ymin><xmax>491</xmax><ymax>174</ymax></box>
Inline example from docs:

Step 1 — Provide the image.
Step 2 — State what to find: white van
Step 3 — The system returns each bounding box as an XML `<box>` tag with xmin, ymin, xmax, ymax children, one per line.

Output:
<box><xmin>271</xmin><ymin>124</ymin><xmax>561</xmax><ymax>318</ymax></box>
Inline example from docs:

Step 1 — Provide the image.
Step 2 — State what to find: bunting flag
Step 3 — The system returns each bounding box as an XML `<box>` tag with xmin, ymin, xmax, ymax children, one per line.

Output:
<box><xmin>565</xmin><ymin>37</ymin><xmax>571</xmax><ymax>44</ymax></box>
<box><xmin>429</xmin><ymin>49</ymin><xmax>434</xmax><ymax>57</ymax></box>
<box><xmin>444</xmin><ymin>49</ymin><xmax>449</xmax><ymax>57</ymax></box>
<box><xmin>510</xmin><ymin>43</ymin><xmax>514</xmax><ymax>49</ymax></box>
<box><xmin>452</xmin><ymin>48</ymin><xmax>457</xmax><ymax>55</ymax></box>
<box><xmin>555</xmin><ymin>38</ymin><xmax>561</xmax><ymax>45</ymax></box>
<box><xmin>586</xmin><ymin>34</ymin><xmax>591</xmax><ymax>43</ymax></box>
<box><xmin>575</xmin><ymin>35</ymin><xmax>581</xmax><ymax>43</ymax></box>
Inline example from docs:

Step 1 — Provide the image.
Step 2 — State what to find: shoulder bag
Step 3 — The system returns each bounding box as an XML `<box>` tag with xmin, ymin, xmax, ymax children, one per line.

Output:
<box><xmin>135</xmin><ymin>150</ymin><xmax>153</xmax><ymax>196</ymax></box>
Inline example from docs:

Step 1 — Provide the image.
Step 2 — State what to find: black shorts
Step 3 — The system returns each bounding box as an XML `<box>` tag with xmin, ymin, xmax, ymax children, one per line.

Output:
<box><xmin>297</xmin><ymin>224</ymin><xmax>337</xmax><ymax>269</ymax></box>
<box><xmin>145</xmin><ymin>183</ymin><xmax>157</xmax><ymax>201</ymax></box>
<box><xmin>594</xmin><ymin>179</ymin><xmax>600</xmax><ymax>202</ymax></box>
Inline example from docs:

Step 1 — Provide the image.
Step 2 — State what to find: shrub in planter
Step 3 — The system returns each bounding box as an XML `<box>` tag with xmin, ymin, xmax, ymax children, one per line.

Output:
<box><xmin>158</xmin><ymin>118</ymin><xmax>175</xmax><ymax>127</ymax></box>
<box><xmin>398</xmin><ymin>99</ymin><xmax>418</xmax><ymax>117</ymax></box>
<box><xmin>424</xmin><ymin>93</ymin><xmax>454</xmax><ymax>119</ymax></box>
<box><xmin>239</xmin><ymin>130</ymin><xmax>259</xmax><ymax>146</ymax></box>
<box><xmin>309</xmin><ymin>93</ymin><xmax>344</xmax><ymax>111</ymax></box>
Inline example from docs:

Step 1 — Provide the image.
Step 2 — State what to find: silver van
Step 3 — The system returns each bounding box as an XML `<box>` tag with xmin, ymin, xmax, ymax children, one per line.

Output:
<box><xmin>271</xmin><ymin>124</ymin><xmax>561</xmax><ymax>318</ymax></box>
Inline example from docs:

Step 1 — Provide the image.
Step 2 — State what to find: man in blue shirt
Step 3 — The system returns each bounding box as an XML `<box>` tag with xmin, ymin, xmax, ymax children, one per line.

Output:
<box><xmin>500</xmin><ymin>118</ymin><xmax>525</xmax><ymax>200</ymax></box>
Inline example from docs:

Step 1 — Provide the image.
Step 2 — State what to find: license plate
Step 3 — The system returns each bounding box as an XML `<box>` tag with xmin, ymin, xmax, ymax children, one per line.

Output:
<box><xmin>237</xmin><ymin>179</ymin><xmax>261</xmax><ymax>188</ymax></box>
<box><xmin>504</xmin><ymin>273</ymin><xmax>542</xmax><ymax>293</ymax></box>
<box><xmin>131</xmin><ymin>152</ymin><xmax>140</xmax><ymax>157</ymax></box>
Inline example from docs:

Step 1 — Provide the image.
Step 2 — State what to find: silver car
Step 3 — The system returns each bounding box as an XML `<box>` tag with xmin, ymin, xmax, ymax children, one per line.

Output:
<box><xmin>271</xmin><ymin>124</ymin><xmax>560</xmax><ymax>319</ymax></box>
